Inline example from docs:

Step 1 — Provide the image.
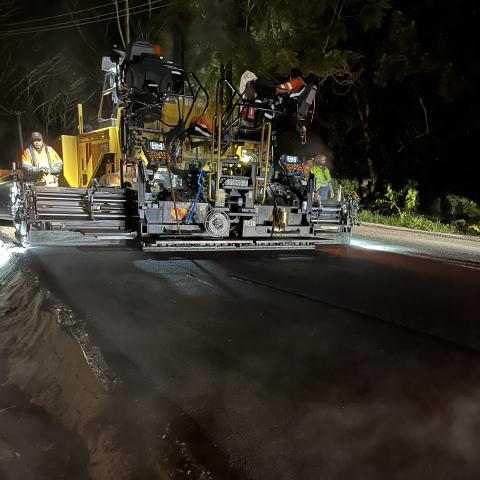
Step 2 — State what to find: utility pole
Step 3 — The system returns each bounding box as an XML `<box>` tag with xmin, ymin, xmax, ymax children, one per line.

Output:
<box><xmin>125</xmin><ymin>0</ymin><xmax>130</xmax><ymax>45</ymax></box>
<box><xmin>113</xmin><ymin>0</ymin><xmax>126</xmax><ymax>48</ymax></box>
<box><xmin>16</xmin><ymin>111</ymin><xmax>23</xmax><ymax>152</ymax></box>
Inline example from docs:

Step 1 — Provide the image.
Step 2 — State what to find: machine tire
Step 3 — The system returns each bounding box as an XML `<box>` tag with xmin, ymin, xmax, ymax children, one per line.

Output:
<box><xmin>204</xmin><ymin>210</ymin><xmax>230</xmax><ymax>238</ymax></box>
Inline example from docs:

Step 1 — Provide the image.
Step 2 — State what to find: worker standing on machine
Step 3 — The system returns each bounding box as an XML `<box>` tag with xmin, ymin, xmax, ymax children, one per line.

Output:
<box><xmin>303</xmin><ymin>156</ymin><xmax>314</xmax><ymax>179</ymax></box>
<box><xmin>21</xmin><ymin>132</ymin><xmax>63</xmax><ymax>186</ymax></box>
<box><xmin>312</xmin><ymin>153</ymin><xmax>334</xmax><ymax>201</ymax></box>
<box><xmin>276</xmin><ymin>68</ymin><xmax>306</xmax><ymax>94</ymax></box>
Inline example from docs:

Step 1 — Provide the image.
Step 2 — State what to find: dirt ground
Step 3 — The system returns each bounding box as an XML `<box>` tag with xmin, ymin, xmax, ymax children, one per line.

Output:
<box><xmin>0</xmin><ymin>231</ymin><xmax>215</xmax><ymax>480</ymax></box>
<box><xmin>0</xmin><ymin>360</ymin><xmax>90</xmax><ymax>480</ymax></box>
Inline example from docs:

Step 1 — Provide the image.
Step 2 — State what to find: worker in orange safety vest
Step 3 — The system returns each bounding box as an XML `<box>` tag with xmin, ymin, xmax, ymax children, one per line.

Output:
<box><xmin>276</xmin><ymin>68</ymin><xmax>306</xmax><ymax>94</ymax></box>
<box><xmin>190</xmin><ymin>115</ymin><xmax>213</xmax><ymax>138</ymax></box>
<box><xmin>21</xmin><ymin>131</ymin><xmax>63</xmax><ymax>186</ymax></box>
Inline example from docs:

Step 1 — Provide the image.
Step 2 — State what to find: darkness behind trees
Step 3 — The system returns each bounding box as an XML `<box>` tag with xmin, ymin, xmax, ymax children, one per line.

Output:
<box><xmin>0</xmin><ymin>0</ymin><xmax>478</xmax><ymax>206</ymax></box>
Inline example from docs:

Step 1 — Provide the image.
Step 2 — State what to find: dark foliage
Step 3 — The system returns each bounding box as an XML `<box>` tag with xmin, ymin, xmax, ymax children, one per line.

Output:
<box><xmin>0</xmin><ymin>0</ymin><xmax>478</xmax><ymax>201</ymax></box>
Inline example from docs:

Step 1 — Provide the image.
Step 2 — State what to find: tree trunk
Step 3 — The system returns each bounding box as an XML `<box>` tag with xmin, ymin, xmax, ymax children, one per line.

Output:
<box><xmin>172</xmin><ymin>25</ymin><xmax>185</xmax><ymax>67</ymax></box>
<box><xmin>225</xmin><ymin>61</ymin><xmax>233</xmax><ymax>107</ymax></box>
<box><xmin>219</xmin><ymin>63</ymin><xmax>225</xmax><ymax>107</ymax></box>
<box><xmin>223</xmin><ymin>60</ymin><xmax>233</xmax><ymax>128</ymax></box>
<box><xmin>353</xmin><ymin>87</ymin><xmax>377</xmax><ymax>192</ymax></box>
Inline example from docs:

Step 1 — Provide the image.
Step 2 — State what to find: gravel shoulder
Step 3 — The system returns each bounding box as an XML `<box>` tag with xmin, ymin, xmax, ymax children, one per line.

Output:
<box><xmin>353</xmin><ymin>222</ymin><xmax>480</xmax><ymax>268</ymax></box>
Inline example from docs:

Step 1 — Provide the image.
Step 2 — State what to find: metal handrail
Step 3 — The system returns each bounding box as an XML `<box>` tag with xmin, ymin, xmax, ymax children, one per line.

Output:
<box><xmin>215</xmin><ymin>113</ymin><xmax>222</xmax><ymax>200</ymax></box>
<box><xmin>208</xmin><ymin>113</ymin><xmax>222</xmax><ymax>202</ymax></box>
<box><xmin>259</xmin><ymin>122</ymin><xmax>272</xmax><ymax>203</ymax></box>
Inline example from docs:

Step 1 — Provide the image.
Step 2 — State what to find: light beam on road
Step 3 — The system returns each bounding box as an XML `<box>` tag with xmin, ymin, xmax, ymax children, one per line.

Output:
<box><xmin>350</xmin><ymin>238</ymin><xmax>404</xmax><ymax>253</ymax></box>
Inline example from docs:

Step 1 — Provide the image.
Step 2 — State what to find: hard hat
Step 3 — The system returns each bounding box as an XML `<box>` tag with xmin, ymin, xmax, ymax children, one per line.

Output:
<box><xmin>31</xmin><ymin>131</ymin><xmax>43</xmax><ymax>141</ymax></box>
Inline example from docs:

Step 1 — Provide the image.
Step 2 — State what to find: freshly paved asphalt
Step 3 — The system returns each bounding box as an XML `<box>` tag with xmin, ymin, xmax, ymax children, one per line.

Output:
<box><xmin>28</xmin><ymin>241</ymin><xmax>480</xmax><ymax>479</ymax></box>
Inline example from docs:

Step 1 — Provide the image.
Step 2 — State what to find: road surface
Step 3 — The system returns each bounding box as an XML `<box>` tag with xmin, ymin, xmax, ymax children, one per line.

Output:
<box><xmin>354</xmin><ymin>223</ymin><xmax>480</xmax><ymax>269</ymax></box>
<box><xmin>26</xmin><ymin>233</ymin><xmax>480</xmax><ymax>479</ymax></box>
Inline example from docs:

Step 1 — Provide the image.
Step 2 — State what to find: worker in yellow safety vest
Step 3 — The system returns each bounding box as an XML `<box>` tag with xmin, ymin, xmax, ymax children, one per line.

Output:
<box><xmin>311</xmin><ymin>153</ymin><xmax>334</xmax><ymax>201</ymax></box>
<box><xmin>21</xmin><ymin>131</ymin><xmax>63</xmax><ymax>186</ymax></box>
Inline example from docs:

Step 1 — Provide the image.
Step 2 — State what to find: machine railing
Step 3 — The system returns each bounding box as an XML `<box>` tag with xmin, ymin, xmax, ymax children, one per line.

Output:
<box><xmin>257</xmin><ymin>121</ymin><xmax>272</xmax><ymax>204</ymax></box>
<box><xmin>208</xmin><ymin>107</ymin><xmax>272</xmax><ymax>206</ymax></box>
<box><xmin>208</xmin><ymin>112</ymin><xmax>222</xmax><ymax>202</ymax></box>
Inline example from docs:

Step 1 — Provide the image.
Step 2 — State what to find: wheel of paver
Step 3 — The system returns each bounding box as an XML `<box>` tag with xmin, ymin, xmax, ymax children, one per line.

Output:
<box><xmin>204</xmin><ymin>210</ymin><xmax>230</xmax><ymax>238</ymax></box>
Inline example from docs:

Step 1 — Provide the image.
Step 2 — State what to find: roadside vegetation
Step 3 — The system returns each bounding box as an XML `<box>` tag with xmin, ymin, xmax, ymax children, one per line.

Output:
<box><xmin>335</xmin><ymin>178</ymin><xmax>480</xmax><ymax>236</ymax></box>
<box><xmin>358</xmin><ymin>211</ymin><xmax>470</xmax><ymax>235</ymax></box>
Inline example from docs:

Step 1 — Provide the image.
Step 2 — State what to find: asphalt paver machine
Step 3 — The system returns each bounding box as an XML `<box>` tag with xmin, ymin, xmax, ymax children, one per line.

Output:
<box><xmin>14</xmin><ymin>41</ymin><xmax>354</xmax><ymax>251</ymax></box>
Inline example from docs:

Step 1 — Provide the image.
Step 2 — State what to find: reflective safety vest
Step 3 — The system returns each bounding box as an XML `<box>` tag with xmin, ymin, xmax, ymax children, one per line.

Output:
<box><xmin>311</xmin><ymin>165</ymin><xmax>332</xmax><ymax>188</ymax></box>
<box><xmin>21</xmin><ymin>145</ymin><xmax>63</xmax><ymax>185</ymax></box>
<box><xmin>276</xmin><ymin>77</ymin><xmax>306</xmax><ymax>94</ymax></box>
<box><xmin>191</xmin><ymin>115</ymin><xmax>213</xmax><ymax>137</ymax></box>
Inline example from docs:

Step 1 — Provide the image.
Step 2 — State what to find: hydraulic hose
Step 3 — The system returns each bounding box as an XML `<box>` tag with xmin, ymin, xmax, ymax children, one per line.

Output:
<box><xmin>186</xmin><ymin>168</ymin><xmax>208</xmax><ymax>223</ymax></box>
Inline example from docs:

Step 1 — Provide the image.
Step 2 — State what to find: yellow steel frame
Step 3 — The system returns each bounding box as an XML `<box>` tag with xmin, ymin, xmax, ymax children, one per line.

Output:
<box><xmin>60</xmin><ymin>106</ymin><xmax>123</xmax><ymax>188</ymax></box>
<box><xmin>60</xmin><ymin>96</ymin><xmax>215</xmax><ymax>189</ymax></box>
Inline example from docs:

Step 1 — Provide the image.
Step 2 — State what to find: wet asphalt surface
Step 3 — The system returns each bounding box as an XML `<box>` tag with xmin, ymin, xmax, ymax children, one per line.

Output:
<box><xmin>27</xmin><ymin>239</ymin><xmax>480</xmax><ymax>480</ymax></box>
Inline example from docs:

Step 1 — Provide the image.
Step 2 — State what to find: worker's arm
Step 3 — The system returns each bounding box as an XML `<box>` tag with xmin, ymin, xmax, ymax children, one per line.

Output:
<box><xmin>326</xmin><ymin>168</ymin><xmax>335</xmax><ymax>198</ymax></box>
<box><xmin>21</xmin><ymin>149</ymin><xmax>41</xmax><ymax>174</ymax></box>
<box><xmin>311</xmin><ymin>165</ymin><xmax>321</xmax><ymax>189</ymax></box>
<box><xmin>48</xmin><ymin>147</ymin><xmax>63</xmax><ymax>175</ymax></box>
<box><xmin>275</xmin><ymin>77</ymin><xmax>306</xmax><ymax>94</ymax></box>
